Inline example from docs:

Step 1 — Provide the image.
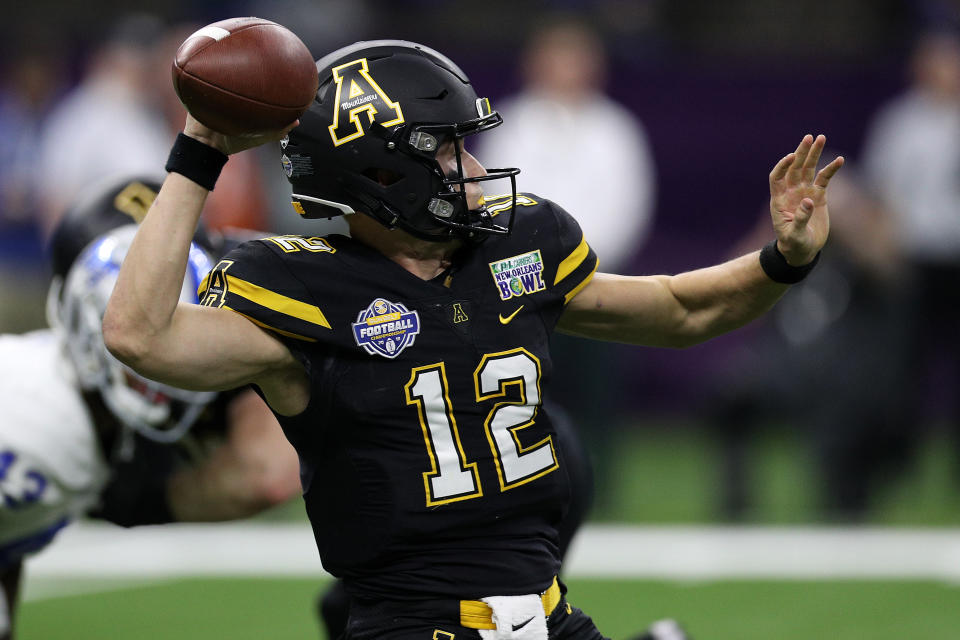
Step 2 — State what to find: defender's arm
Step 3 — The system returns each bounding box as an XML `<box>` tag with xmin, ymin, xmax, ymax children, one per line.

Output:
<box><xmin>167</xmin><ymin>390</ymin><xmax>302</xmax><ymax>521</ymax></box>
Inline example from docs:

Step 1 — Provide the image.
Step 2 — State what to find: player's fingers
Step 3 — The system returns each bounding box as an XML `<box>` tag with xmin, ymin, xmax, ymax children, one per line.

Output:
<box><xmin>814</xmin><ymin>155</ymin><xmax>845</xmax><ymax>188</ymax></box>
<box><xmin>803</xmin><ymin>134</ymin><xmax>826</xmax><ymax>172</ymax></box>
<box><xmin>770</xmin><ymin>152</ymin><xmax>796</xmax><ymax>183</ymax></box>
<box><xmin>789</xmin><ymin>134</ymin><xmax>814</xmax><ymax>174</ymax></box>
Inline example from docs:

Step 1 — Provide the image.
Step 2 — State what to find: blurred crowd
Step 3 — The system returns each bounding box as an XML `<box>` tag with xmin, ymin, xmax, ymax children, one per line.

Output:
<box><xmin>3</xmin><ymin>0</ymin><xmax>960</xmax><ymax>524</ymax></box>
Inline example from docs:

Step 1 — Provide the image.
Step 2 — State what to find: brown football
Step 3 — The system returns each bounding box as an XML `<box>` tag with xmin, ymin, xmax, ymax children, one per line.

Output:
<box><xmin>172</xmin><ymin>17</ymin><xmax>318</xmax><ymax>135</ymax></box>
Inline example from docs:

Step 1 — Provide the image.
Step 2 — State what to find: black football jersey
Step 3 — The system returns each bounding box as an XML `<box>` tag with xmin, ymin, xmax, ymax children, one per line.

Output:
<box><xmin>198</xmin><ymin>194</ymin><xmax>598</xmax><ymax>600</ymax></box>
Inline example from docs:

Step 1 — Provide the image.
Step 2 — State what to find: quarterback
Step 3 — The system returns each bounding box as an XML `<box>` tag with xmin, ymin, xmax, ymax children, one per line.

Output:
<box><xmin>104</xmin><ymin>40</ymin><xmax>843</xmax><ymax>639</ymax></box>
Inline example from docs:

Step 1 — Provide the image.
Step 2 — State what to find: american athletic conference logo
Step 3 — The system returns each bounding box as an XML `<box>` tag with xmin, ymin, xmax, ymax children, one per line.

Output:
<box><xmin>351</xmin><ymin>298</ymin><xmax>420</xmax><ymax>358</ymax></box>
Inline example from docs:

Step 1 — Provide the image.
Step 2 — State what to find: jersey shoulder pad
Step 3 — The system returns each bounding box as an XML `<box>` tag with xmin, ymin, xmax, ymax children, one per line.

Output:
<box><xmin>197</xmin><ymin>237</ymin><xmax>337</xmax><ymax>342</ymax></box>
<box><xmin>500</xmin><ymin>193</ymin><xmax>598</xmax><ymax>305</ymax></box>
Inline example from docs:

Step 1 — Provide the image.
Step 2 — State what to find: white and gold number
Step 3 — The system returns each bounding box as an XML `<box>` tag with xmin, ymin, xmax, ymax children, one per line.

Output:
<box><xmin>483</xmin><ymin>193</ymin><xmax>538</xmax><ymax>216</ymax></box>
<box><xmin>406</xmin><ymin>349</ymin><xmax>556</xmax><ymax>505</ymax></box>
<box><xmin>266</xmin><ymin>236</ymin><xmax>335</xmax><ymax>253</ymax></box>
<box><xmin>476</xmin><ymin>349</ymin><xmax>557</xmax><ymax>489</ymax></box>
<box><xmin>406</xmin><ymin>363</ymin><xmax>482</xmax><ymax>506</ymax></box>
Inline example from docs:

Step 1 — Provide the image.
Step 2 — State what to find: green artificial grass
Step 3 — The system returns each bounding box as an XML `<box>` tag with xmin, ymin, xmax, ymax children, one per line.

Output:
<box><xmin>19</xmin><ymin>577</ymin><xmax>960</xmax><ymax>640</ymax></box>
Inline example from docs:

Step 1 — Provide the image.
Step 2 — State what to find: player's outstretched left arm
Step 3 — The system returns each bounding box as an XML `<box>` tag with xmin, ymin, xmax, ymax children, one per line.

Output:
<box><xmin>559</xmin><ymin>134</ymin><xmax>844</xmax><ymax>347</ymax></box>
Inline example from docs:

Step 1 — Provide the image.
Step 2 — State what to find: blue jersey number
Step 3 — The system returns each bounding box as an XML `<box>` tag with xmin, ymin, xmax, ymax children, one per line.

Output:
<box><xmin>0</xmin><ymin>450</ymin><xmax>49</xmax><ymax>508</ymax></box>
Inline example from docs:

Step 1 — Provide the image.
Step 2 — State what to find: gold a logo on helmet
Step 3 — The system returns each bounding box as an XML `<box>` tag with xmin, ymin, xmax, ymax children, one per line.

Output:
<box><xmin>328</xmin><ymin>58</ymin><xmax>404</xmax><ymax>146</ymax></box>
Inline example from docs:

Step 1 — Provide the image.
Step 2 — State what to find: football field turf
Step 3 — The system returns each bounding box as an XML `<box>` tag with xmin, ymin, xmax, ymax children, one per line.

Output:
<box><xmin>17</xmin><ymin>423</ymin><xmax>960</xmax><ymax>639</ymax></box>
<box><xmin>18</xmin><ymin>576</ymin><xmax>960</xmax><ymax>639</ymax></box>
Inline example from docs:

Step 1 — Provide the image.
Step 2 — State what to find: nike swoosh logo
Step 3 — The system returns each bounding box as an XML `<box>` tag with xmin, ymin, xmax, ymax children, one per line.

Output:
<box><xmin>498</xmin><ymin>305</ymin><xmax>524</xmax><ymax>324</ymax></box>
<box><xmin>512</xmin><ymin>616</ymin><xmax>535</xmax><ymax>632</ymax></box>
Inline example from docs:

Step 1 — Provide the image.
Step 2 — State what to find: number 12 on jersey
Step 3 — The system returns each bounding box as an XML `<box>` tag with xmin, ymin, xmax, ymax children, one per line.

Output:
<box><xmin>405</xmin><ymin>348</ymin><xmax>558</xmax><ymax>507</ymax></box>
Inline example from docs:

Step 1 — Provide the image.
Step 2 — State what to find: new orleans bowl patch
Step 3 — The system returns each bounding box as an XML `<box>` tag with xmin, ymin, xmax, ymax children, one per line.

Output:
<box><xmin>352</xmin><ymin>298</ymin><xmax>420</xmax><ymax>358</ymax></box>
<box><xmin>489</xmin><ymin>250</ymin><xmax>546</xmax><ymax>300</ymax></box>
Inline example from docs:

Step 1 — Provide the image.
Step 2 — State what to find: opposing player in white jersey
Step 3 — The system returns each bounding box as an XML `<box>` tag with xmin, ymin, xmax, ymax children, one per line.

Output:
<box><xmin>0</xmin><ymin>178</ymin><xmax>301</xmax><ymax>640</ymax></box>
<box><xmin>0</xmin><ymin>330</ymin><xmax>108</xmax><ymax>635</ymax></box>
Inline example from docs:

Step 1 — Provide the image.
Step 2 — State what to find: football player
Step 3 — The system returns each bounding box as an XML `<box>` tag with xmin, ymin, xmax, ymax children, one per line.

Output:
<box><xmin>104</xmin><ymin>40</ymin><xmax>842</xmax><ymax>640</ymax></box>
<box><xmin>0</xmin><ymin>177</ymin><xmax>301</xmax><ymax>640</ymax></box>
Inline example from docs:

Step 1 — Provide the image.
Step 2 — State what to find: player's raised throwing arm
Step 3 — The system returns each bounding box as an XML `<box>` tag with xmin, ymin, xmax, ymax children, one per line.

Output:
<box><xmin>103</xmin><ymin>116</ymin><xmax>308</xmax><ymax>415</ymax></box>
<box><xmin>558</xmin><ymin>134</ymin><xmax>844</xmax><ymax>348</ymax></box>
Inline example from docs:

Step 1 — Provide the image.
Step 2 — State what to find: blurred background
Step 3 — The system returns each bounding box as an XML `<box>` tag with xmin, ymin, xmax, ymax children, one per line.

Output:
<box><xmin>4</xmin><ymin>0</ymin><xmax>960</xmax><ymax>637</ymax></box>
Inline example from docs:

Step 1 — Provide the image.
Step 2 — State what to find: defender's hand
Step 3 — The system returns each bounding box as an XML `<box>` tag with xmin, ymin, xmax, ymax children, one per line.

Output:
<box><xmin>768</xmin><ymin>134</ymin><xmax>844</xmax><ymax>266</ymax></box>
<box><xmin>182</xmin><ymin>113</ymin><xmax>299</xmax><ymax>156</ymax></box>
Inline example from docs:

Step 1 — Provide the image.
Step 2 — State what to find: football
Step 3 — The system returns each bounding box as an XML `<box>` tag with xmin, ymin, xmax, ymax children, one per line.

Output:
<box><xmin>172</xmin><ymin>17</ymin><xmax>318</xmax><ymax>135</ymax></box>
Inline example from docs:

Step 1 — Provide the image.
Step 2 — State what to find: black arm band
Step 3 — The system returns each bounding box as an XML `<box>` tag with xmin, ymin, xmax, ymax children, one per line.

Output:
<box><xmin>90</xmin><ymin>479</ymin><xmax>174</xmax><ymax>528</ymax></box>
<box><xmin>759</xmin><ymin>240</ymin><xmax>820</xmax><ymax>284</ymax></box>
<box><xmin>164</xmin><ymin>133</ymin><xmax>228</xmax><ymax>191</ymax></box>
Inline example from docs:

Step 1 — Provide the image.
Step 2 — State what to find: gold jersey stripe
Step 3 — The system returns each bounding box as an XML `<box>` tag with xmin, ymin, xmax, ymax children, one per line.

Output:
<box><xmin>226</xmin><ymin>307</ymin><xmax>318</xmax><ymax>342</ymax></box>
<box><xmin>554</xmin><ymin>237</ymin><xmax>590</xmax><ymax>285</ymax></box>
<box><xmin>563</xmin><ymin>260</ymin><xmax>598</xmax><ymax>305</ymax></box>
<box><xmin>225</xmin><ymin>274</ymin><xmax>332</xmax><ymax>329</ymax></box>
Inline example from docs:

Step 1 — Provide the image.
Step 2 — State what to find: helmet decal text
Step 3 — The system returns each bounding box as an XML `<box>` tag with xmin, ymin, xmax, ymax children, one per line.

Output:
<box><xmin>328</xmin><ymin>58</ymin><xmax>405</xmax><ymax>146</ymax></box>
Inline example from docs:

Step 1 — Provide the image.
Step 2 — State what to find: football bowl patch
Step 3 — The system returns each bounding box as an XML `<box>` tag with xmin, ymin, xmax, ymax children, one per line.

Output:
<box><xmin>489</xmin><ymin>250</ymin><xmax>546</xmax><ymax>300</ymax></box>
<box><xmin>352</xmin><ymin>298</ymin><xmax>420</xmax><ymax>358</ymax></box>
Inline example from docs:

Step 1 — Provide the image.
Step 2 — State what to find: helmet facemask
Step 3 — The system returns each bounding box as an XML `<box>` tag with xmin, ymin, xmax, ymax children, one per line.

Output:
<box><xmin>401</xmin><ymin>101</ymin><xmax>520</xmax><ymax>241</ymax></box>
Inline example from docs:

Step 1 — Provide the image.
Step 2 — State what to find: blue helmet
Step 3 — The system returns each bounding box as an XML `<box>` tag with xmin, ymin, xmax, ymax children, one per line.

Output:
<box><xmin>55</xmin><ymin>224</ymin><xmax>217</xmax><ymax>443</ymax></box>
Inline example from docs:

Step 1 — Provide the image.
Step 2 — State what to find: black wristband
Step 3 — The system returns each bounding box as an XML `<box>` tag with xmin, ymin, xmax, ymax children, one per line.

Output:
<box><xmin>164</xmin><ymin>133</ymin><xmax>228</xmax><ymax>191</ymax></box>
<box><xmin>759</xmin><ymin>240</ymin><xmax>820</xmax><ymax>284</ymax></box>
<box><xmin>90</xmin><ymin>477</ymin><xmax>174</xmax><ymax>527</ymax></box>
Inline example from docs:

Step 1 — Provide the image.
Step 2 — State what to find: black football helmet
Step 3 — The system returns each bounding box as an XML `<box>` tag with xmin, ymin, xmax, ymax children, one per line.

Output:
<box><xmin>47</xmin><ymin>174</ymin><xmax>220</xmax><ymax>284</ymax></box>
<box><xmin>49</xmin><ymin>175</ymin><xmax>165</xmax><ymax>284</ymax></box>
<box><xmin>282</xmin><ymin>40</ymin><xmax>520</xmax><ymax>241</ymax></box>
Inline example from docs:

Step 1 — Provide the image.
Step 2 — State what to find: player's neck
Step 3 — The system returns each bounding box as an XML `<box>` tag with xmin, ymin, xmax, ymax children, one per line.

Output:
<box><xmin>349</xmin><ymin>214</ymin><xmax>462</xmax><ymax>281</ymax></box>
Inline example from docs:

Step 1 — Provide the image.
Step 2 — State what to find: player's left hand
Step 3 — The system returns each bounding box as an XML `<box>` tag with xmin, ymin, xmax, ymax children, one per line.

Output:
<box><xmin>768</xmin><ymin>134</ymin><xmax>844</xmax><ymax>265</ymax></box>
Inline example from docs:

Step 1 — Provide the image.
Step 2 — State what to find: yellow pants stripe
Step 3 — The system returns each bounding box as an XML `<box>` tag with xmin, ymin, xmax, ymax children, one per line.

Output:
<box><xmin>459</xmin><ymin>577</ymin><xmax>561</xmax><ymax>630</ymax></box>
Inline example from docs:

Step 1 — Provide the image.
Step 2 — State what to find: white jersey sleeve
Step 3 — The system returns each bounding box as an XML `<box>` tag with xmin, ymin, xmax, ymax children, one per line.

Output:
<box><xmin>0</xmin><ymin>330</ymin><xmax>110</xmax><ymax>562</ymax></box>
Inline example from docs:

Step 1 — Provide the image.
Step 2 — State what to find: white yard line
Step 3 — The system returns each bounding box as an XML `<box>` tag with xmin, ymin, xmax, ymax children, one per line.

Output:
<box><xmin>563</xmin><ymin>525</ymin><xmax>960</xmax><ymax>581</ymax></box>
<box><xmin>22</xmin><ymin>522</ymin><xmax>960</xmax><ymax>601</ymax></box>
<box><xmin>23</xmin><ymin>577</ymin><xmax>179</xmax><ymax>602</ymax></box>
